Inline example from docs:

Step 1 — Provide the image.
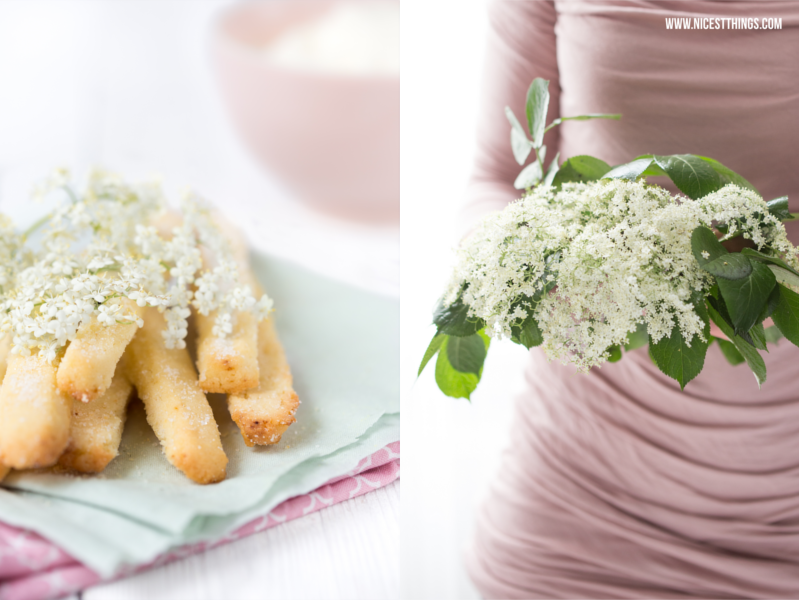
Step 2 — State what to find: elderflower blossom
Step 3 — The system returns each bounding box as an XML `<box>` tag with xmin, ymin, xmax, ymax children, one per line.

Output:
<box><xmin>0</xmin><ymin>168</ymin><xmax>275</xmax><ymax>360</ymax></box>
<box><xmin>0</xmin><ymin>215</ymin><xmax>28</xmax><ymax>293</ymax></box>
<box><xmin>445</xmin><ymin>180</ymin><xmax>798</xmax><ymax>371</ymax></box>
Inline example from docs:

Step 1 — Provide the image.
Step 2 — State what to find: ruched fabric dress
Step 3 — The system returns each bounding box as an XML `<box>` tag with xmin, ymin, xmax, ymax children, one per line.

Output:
<box><xmin>464</xmin><ymin>2</ymin><xmax>799</xmax><ymax>598</ymax></box>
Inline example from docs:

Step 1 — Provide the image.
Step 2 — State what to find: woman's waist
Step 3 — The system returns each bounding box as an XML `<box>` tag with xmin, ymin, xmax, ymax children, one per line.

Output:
<box><xmin>525</xmin><ymin>336</ymin><xmax>799</xmax><ymax>410</ymax></box>
<box><xmin>491</xmin><ymin>433</ymin><xmax>799</xmax><ymax>582</ymax></box>
<box><xmin>522</xmin><ymin>407</ymin><xmax>799</xmax><ymax>511</ymax></box>
<box><xmin>517</xmin><ymin>346</ymin><xmax>799</xmax><ymax>511</ymax></box>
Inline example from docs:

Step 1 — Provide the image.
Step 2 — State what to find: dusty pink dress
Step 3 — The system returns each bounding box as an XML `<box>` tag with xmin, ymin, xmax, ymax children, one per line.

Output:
<box><xmin>464</xmin><ymin>2</ymin><xmax>799</xmax><ymax>598</ymax></box>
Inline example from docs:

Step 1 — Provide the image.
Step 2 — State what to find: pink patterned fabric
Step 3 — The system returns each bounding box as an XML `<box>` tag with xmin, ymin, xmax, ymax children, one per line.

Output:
<box><xmin>0</xmin><ymin>442</ymin><xmax>399</xmax><ymax>600</ymax></box>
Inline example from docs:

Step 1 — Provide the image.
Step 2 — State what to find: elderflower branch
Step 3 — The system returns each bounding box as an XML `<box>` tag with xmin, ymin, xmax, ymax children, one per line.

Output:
<box><xmin>443</xmin><ymin>180</ymin><xmax>798</xmax><ymax>372</ymax></box>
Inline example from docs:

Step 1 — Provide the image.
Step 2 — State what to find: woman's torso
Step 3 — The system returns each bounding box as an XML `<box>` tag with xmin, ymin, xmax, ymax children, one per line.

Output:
<box><xmin>555</xmin><ymin>0</ymin><xmax>799</xmax><ymax>215</ymax></box>
<box><xmin>468</xmin><ymin>2</ymin><xmax>799</xmax><ymax>598</ymax></box>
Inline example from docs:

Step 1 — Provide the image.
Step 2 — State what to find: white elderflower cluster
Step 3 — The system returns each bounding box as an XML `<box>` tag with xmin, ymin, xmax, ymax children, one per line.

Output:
<box><xmin>0</xmin><ymin>168</ymin><xmax>274</xmax><ymax>359</ymax></box>
<box><xmin>446</xmin><ymin>180</ymin><xmax>796</xmax><ymax>371</ymax></box>
<box><xmin>0</xmin><ymin>215</ymin><xmax>28</xmax><ymax>294</ymax></box>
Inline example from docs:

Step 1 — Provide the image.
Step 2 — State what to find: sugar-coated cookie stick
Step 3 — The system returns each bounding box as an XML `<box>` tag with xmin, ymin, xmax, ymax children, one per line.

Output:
<box><xmin>228</xmin><ymin>315</ymin><xmax>299</xmax><ymax>447</ymax></box>
<box><xmin>58</xmin><ymin>360</ymin><xmax>134</xmax><ymax>473</ymax></box>
<box><xmin>126</xmin><ymin>307</ymin><xmax>227</xmax><ymax>484</ymax></box>
<box><xmin>195</xmin><ymin>214</ymin><xmax>298</xmax><ymax>443</ymax></box>
<box><xmin>194</xmin><ymin>218</ymin><xmax>259</xmax><ymax>394</ymax></box>
<box><xmin>0</xmin><ymin>355</ymin><xmax>72</xmax><ymax>469</ymax></box>
<box><xmin>0</xmin><ymin>337</ymin><xmax>10</xmax><ymax>480</ymax></box>
<box><xmin>0</xmin><ymin>336</ymin><xmax>11</xmax><ymax>383</ymax></box>
<box><xmin>195</xmin><ymin>309</ymin><xmax>259</xmax><ymax>394</ymax></box>
<box><xmin>57</xmin><ymin>299</ymin><xmax>143</xmax><ymax>402</ymax></box>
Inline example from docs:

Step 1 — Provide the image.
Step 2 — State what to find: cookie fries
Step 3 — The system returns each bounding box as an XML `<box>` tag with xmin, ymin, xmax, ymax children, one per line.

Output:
<box><xmin>0</xmin><ymin>354</ymin><xmax>72</xmax><ymax>469</ymax></box>
<box><xmin>126</xmin><ymin>307</ymin><xmax>228</xmax><ymax>484</ymax></box>
<box><xmin>0</xmin><ymin>335</ymin><xmax>11</xmax><ymax>382</ymax></box>
<box><xmin>58</xmin><ymin>360</ymin><xmax>134</xmax><ymax>473</ymax></box>
<box><xmin>195</xmin><ymin>309</ymin><xmax>259</xmax><ymax>394</ymax></box>
<box><xmin>0</xmin><ymin>338</ymin><xmax>10</xmax><ymax>480</ymax></box>
<box><xmin>56</xmin><ymin>299</ymin><xmax>143</xmax><ymax>402</ymax></box>
<box><xmin>227</xmin><ymin>315</ymin><xmax>299</xmax><ymax>447</ymax></box>
<box><xmin>194</xmin><ymin>226</ymin><xmax>260</xmax><ymax>395</ymax></box>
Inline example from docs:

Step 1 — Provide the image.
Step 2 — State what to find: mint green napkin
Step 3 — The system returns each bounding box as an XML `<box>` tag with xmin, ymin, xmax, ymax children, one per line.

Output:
<box><xmin>0</xmin><ymin>254</ymin><xmax>399</xmax><ymax>577</ymax></box>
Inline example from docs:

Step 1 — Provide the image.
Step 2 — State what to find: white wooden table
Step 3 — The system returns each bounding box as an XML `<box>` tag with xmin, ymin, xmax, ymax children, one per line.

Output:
<box><xmin>74</xmin><ymin>481</ymin><xmax>399</xmax><ymax>600</ymax></box>
<box><xmin>0</xmin><ymin>1</ymin><xmax>399</xmax><ymax>598</ymax></box>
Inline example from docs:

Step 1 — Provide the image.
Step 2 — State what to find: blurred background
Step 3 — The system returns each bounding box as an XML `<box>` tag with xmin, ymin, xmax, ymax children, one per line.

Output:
<box><xmin>0</xmin><ymin>0</ymin><xmax>398</xmax><ymax>297</ymax></box>
<box><xmin>0</xmin><ymin>1</ymin><xmax>398</xmax><ymax>598</ymax></box>
<box><xmin>400</xmin><ymin>1</ymin><xmax>530</xmax><ymax>598</ymax></box>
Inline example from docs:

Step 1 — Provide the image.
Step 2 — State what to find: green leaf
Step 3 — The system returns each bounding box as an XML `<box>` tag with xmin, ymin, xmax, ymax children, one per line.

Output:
<box><xmin>701</xmin><ymin>253</ymin><xmax>752</xmax><ymax>280</ymax></box>
<box><xmin>504</xmin><ymin>106</ymin><xmax>527</xmax><ymax>139</ymax></box>
<box><xmin>768</xmin><ymin>265</ymin><xmax>799</xmax><ymax>289</ymax></box>
<box><xmin>541</xmin><ymin>152</ymin><xmax>560</xmax><ymax>187</ymax></box>
<box><xmin>638</xmin><ymin>161</ymin><xmax>668</xmax><ymax>178</ymax></box>
<box><xmin>716</xmin><ymin>338</ymin><xmax>745</xmax><ymax>365</ymax></box>
<box><xmin>763</xmin><ymin>283</ymin><xmax>781</xmax><ymax>320</ymax></box>
<box><xmin>649</xmin><ymin>293</ymin><xmax>710</xmax><ymax>389</ymax></box>
<box><xmin>695</xmin><ymin>156</ymin><xmax>758</xmax><ymax>193</ymax></box>
<box><xmin>433</xmin><ymin>293</ymin><xmax>484</xmax><ymax>337</ymax></box>
<box><xmin>418</xmin><ymin>332</ymin><xmax>445</xmax><ymax>376</ymax></box>
<box><xmin>649</xmin><ymin>323</ymin><xmax>709</xmax><ymax>390</ymax></box>
<box><xmin>514</xmin><ymin>160</ymin><xmax>543</xmax><ymax>190</ymax></box>
<box><xmin>603</xmin><ymin>157</ymin><xmax>656</xmax><ymax>181</ymax></box>
<box><xmin>551</xmin><ymin>155</ymin><xmax>612</xmax><ymax>189</ymax></box>
<box><xmin>607</xmin><ymin>345</ymin><xmax>622</xmax><ymax>362</ymax></box>
<box><xmin>740</xmin><ymin>248</ymin><xmax>799</xmax><ymax>278</ymax></box>
<box><xmin>445</xmin><ymin>333</ymin><xmax>487</xmax><ymax>376</ymax></box>
<box><xmin>526</xmin><ymin>78</ymin><xmax>550</xmax><ymax>148</ymax></box>
<box><xmin>748</xmin><ymin>322</ymin><xmax>768</xmax><ymax>351</ymax></box>
<box><xmin>509</xmin><ymin>293</ymin><xmax>546</xmax><ymax>349</ymax></box>
<box><xmin>477</xmin><ymin>329</ymin><xmax>491</xmax><ymax>351</ymax></box>
<box><xmin>621</xmin><ymin>154</ymin><xmax>671</xmax><ymax>177</ymax></box>
<box><xmin>604</xmin><ymin>154</ymin><xmax>749</xmax><ymax>200</ymax></box>
<box><xmin>771</xmin><ymin>283</ymin><xmax>799</xmax><ymax>348</ymax></box>
<box><xmin>707</xmin><ymin>304</ymin><xmax>767</xmax><ymax>387</ymax></box>
<box><xmin>624</xmin><ymin>322</ymin><xmax>648</xmax><ymax>351</ymax></box>
<box><xmin>652</xmin><ymin>154</ymin><xmax>721</xmax><ymax>200</ymax></box>
<box><xmin>707</xmin><ymin>293</ymin><xmax>759</xmax><ymax>348</ymax></box>
<box><xmin>707</xmin><ymin>297</ymin><xmax>755</xmax><ymax>346</ymax></box>
<box><xmin>739</xmin><ymin>248</ymin><xmax>799</xmax><ymax>289</ymax></box>
<box><xmin>717</xmin><ymin>261</ymin><xmax>776</xmax><ymax>334</ymax></box>
<box><xmin>691</xmin><ymin>225</ymin><xmax>728</xmax><ymax>267</ymax></box>
<box><xmin>505</xmin><ymin>105</ymin><xmax>533</xmax><ymax>166</ymax></box>
<box><xmin>434</xmin><ymin>337</ymin><xmax>479</xmax><ymax>400</ymax></box>
<box><xmin>767</xmin><ymin>196</ymin><xmax>791</xmax><ymax>221</ymax></box>
<box><xmin>511</xmin><ymin>317</ymin><xmax>543</xmax><ymax>349</ymax></box>
<box><xmin>694</xmin><ymin>289</ymin><xmax>712</xmax><ymax>326</ymax></box>
<box><xmin>510</xmin><ymin>128</ymin><xmax>533</xmax><ymax>166</ymax></box>
<box><xmin>706</xmin><ymin>293</ymin><xmax>735</xmax><ymax>329</ymax></box>
<box><xmin>544</xmin><ymin>113</ymin><xmax>621</xmax><ymax>133</ymax></box>
<box><xmin>765</xmin><ymin>325</ymin><xmax>784</xmax><ymax>344</ymax></box>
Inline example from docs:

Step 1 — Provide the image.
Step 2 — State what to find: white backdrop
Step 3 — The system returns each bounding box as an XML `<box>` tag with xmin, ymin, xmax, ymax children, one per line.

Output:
<box><xmin>400</xmin><ymin>1</ymin><xmax>532</xmax><ymax>598</ymax></box>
